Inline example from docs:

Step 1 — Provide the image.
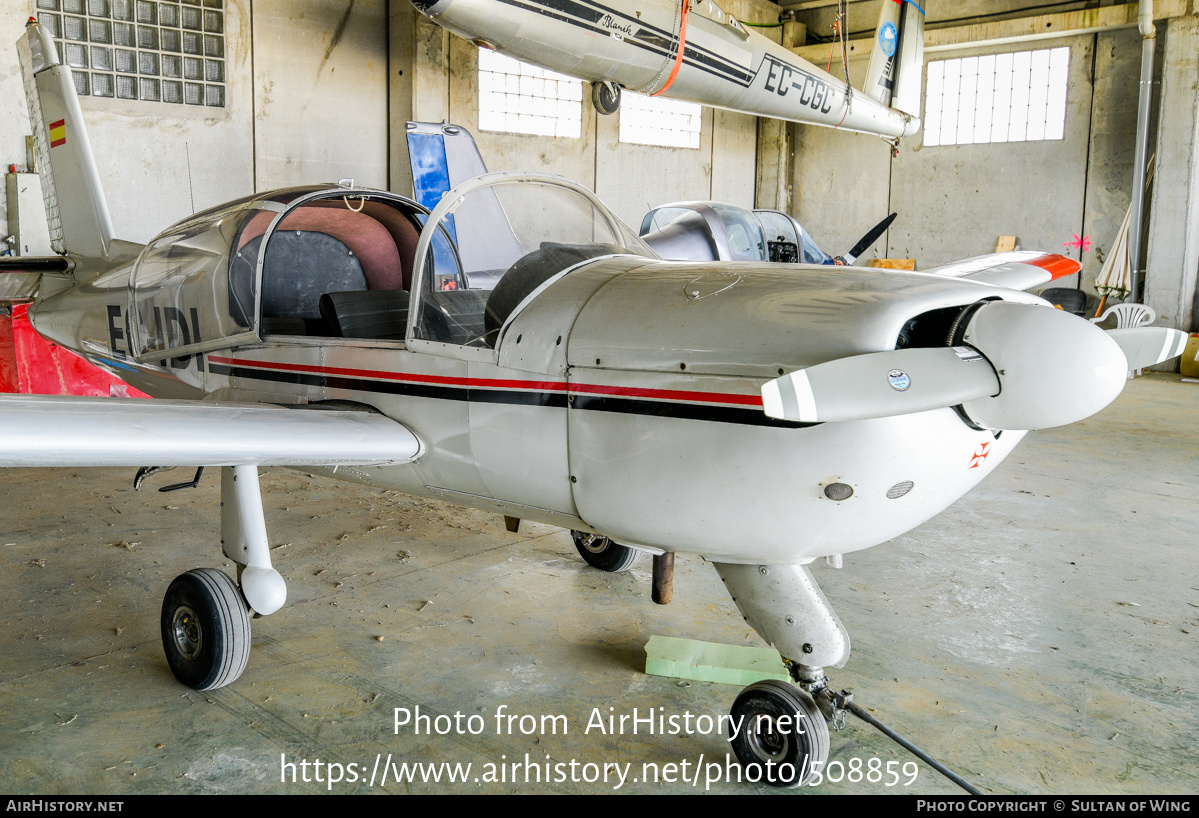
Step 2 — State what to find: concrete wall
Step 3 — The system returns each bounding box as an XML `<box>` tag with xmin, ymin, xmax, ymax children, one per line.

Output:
<box><xmin>1</xmin><ymin>0</ymin><xmax>254</xmax><ymax>246</ymax></box>
<box><xmin>790</xmin><ymin>1</ymin><xmax>1111</xmax><ymax>44</ymax></box>
<box><xmin>1145</xmin><ymin>15</ymin><xmax>1199</xmax><ymax>333</ymax></box>
<box><xmin>1</xmin><ymin>0</ymin><xmax>387</xmax><ymax>248</ymax></box>
<box><xmin>1080</xmin><ymin>27</ymin><xmax>1151</xmax><ymax>291</ymax></box>
<box><xmin>5</xmin><ymin>0</ymin><xmax>768</xmax><ymax>248</ymax></box>
<box><xmin>784</xmin><ymin>3</ymin><xmax>1198</xmax><ymax>332</ymax></box>
<box><xmin>787</xmin><ymin>28</ymin><xmax>1154</xmax><ymax>298</ymax></box>
<box><xmin>252</xmin><ymin>0</ymin><xmax>388</xmax><ymax>191</ymax></box>
<box><xmin>889</xmin><ymin>34</ymin><xmax>1096</xmax><ymax>271</ymax></box>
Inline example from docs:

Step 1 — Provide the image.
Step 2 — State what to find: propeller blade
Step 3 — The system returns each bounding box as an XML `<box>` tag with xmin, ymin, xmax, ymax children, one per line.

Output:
<box><xmin>1106</xmin><ymin>327</ymin><xmax>1188</xmax><ymax>371</ymax></box>
<box><xmin>764</xmin><ymin>301</ymin><xmax>1135</xmax><ymax>431</ymax></box>
<box><xmin>842</xmin><ymin>212</ymin><xmax>898</xmax><ymax>264</ymax></box>
<box><xmin>762</xmin><ymin>346</ymin><xmax>1000</xmax><ymax>423</ymax></box>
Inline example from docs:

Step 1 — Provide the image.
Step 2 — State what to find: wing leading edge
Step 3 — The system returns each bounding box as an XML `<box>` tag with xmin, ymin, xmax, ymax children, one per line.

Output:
<box><xmin>0</xmin><ymin>395</ymin><xmax>421</xmax><ymax>468</ymax></box>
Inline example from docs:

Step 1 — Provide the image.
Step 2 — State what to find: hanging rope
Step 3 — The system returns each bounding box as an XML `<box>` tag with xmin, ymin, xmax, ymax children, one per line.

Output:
<box><xmin>830</xmin><ymin>1</ymin><xmax>852</xmax><ymax>128</ymax></box>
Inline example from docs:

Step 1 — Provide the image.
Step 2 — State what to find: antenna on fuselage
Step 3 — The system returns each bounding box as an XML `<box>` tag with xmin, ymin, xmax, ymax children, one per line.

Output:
<box><xmin>185</xmin><ymin>142</ymin><xmax>196</xmax><ymax>215</ymax></box>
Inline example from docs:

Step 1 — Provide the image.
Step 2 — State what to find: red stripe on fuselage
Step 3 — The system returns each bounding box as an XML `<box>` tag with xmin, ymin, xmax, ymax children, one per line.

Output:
<box><xmin>207</xmin><ymin>355</ymin><xmax>764</xmax><ymax>407</ymax></box>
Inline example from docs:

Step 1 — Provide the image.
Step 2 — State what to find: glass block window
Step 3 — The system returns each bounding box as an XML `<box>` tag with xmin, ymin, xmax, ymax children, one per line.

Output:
<box><xmin>924</xmin><ymin>47</ymin><xmax>1070</xmax><ymax>147</ymax></box>
<box><xmin>618</xmin><ymin>91</ymin><xmax>702</xmax><ymax>149</ymax></box>
<box><xmin>477</xmin><ymin>49</ymin><xmax>582</xmax><ymax>138</ymax></box>
<box><xmin>35</xmin><ymin>0</ymin><xmax>226</xmax><ymax>107</ymax></box>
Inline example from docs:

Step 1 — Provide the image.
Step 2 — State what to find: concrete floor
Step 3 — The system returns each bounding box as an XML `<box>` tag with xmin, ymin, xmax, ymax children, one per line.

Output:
<box><xmin>1</xmin><ymin>373</ymin><xmax>1197</xmax><ymax>795</ymax></box>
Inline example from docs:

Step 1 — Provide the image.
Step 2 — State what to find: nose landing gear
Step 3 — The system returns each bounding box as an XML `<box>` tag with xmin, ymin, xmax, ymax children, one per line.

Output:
<box><xmin>715</xmin><ymin>560</ymin><xmax>984</xmax><ymax>793</ymax></box>
<box><xmin>729</xmin><ymin>678</ymin><xmax>830</xmax><ymax>787</ymax></box>
<box><xmin>714</xmin><ymin>561</ymin><xmax>849</xmax><ymax>786</ymax></box>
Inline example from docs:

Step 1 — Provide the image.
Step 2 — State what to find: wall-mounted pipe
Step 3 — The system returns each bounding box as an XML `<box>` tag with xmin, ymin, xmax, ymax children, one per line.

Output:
<box><xmin>1128</xmin><ymin>0</ymin><xmax>1155</xmax><ymax>304</ymax></box>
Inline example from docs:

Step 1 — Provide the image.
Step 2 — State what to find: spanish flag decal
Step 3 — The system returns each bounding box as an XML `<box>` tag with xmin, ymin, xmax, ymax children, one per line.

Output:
<box><xmin>49</xmin><ymin>119</ymin><xmax>66</xmax><ymax>148</ymax></box>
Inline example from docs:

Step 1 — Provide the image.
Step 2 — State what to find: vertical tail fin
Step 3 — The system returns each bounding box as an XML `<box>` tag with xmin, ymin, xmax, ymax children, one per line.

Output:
<box><xmin>17</xmin><ymin>18</ymin><xmax>114</xmax><ymax>261</ymax></box>
<box><xmin>891</xmin><ymin>1</ymin><xmax>925</xmax><ymax>118</ymax></box>
<box><xmin>862</xmin><ymin>0</ymin><xmax>925</xmax><ymax>119</ymax></box>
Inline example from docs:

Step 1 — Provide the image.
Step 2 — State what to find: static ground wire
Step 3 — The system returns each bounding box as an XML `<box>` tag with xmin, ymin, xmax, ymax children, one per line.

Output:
<box><xmin>841</xmin><ymin>696</ymin><xmax>985</xmax><ymax>796</ymax></box>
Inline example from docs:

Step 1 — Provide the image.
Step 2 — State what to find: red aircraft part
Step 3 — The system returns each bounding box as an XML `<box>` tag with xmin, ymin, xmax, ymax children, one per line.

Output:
<box><xmin>2</xmin><ymin>303</ymin><xmax>148</xmax><ymax>398</ymax></box>
<box><xmin>0</xmin><ymin>310</ymin><xmax>18</xmax><ymax>393</ymax></box>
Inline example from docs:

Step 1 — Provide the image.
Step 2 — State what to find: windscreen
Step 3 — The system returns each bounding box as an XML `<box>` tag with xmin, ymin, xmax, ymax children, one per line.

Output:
<box><xmin>414</xmin><ymin>178</ymin><xmax>651</xmax><ymax>348</ymax></box>
<box><xmin>131</xmin><ymin>205</ymin><xmax>263</xmax><ymax>361</ymax></box>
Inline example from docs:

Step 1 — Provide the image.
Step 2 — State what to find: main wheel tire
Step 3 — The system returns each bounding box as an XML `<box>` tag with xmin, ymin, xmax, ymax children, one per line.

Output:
<box><xmin>729</xmin><ymin>679</ymin><xmax>830</xmax><ymax>787</ymax></box>
<box><xmin>571</xmin><ymin>530</ymin><xmax>641</xmax><ymax>572</ymax></box>
<box><xmin>591</xmin><ymin>81</ymin><xmax>621</xmax><ymax>115</ymax></box>
<box><xmin>161</xmin><ymin>568</ymin><xmax>251</xmax><ymax>691</ymax></box>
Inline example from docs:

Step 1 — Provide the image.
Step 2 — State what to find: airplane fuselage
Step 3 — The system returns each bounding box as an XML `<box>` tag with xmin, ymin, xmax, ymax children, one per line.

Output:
<box><xmin>30</xmin><ymin>235</ymin><xmax>1031</xmax><ymax>565</ymax></box>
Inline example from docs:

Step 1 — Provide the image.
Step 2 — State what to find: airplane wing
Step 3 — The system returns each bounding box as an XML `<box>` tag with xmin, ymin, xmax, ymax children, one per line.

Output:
<box><xmin>0</xmin><ymin>395</ymin><xmax>421</xmax><ymax>467</ymax></box>
<box><xmin>922</xmin><ymin>252</ymin><xmax>1079</xmax><ymax>292</ymax></box>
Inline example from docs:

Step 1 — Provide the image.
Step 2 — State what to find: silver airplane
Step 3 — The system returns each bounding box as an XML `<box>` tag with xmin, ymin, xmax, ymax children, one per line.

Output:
<box><xmin>410</xmin><ymin>0</ymin><xmax>924</xmax><ymax>140</ymax></box>
<box><xmin>1</xmin><ymin>19</ymin><xmax>1188</xmax><ymax>788</ymax></box>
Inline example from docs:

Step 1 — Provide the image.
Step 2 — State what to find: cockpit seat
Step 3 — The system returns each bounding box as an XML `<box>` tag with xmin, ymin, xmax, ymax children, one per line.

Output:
<box><xmin>304</xmin><ymin>200</ymin><xmax>420</xmax><ymax>290</ymax></box>
<box><xmin>319</xmin><ymin>290</ymin><xmax>409</xmax><ymax>340</ymax></box>
<box><xmin>483</xmin><ymin>242</ymin><xmax>626</xmax><ymax>342</ymax></box>
<box><xmin>230</xmin><ymin>198</ymin><xmax>423</xmax><ymax>336</ymax></box>
<box><xmin>272</xmin><ymin>206</ymin><xmax>403</xmax><ymax>291</ymax></box>
<box><xmin>260</xmin><ymin>231</ymin><xmax>368</xmax><ymax>321</ymax></box>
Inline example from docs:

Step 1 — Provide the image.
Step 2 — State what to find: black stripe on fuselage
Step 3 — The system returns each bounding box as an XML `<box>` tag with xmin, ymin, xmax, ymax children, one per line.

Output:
<box><xmin>494</xmin><ymin>0</ymin><xmax>756</xmax><ymax>87</ymax></box>
<box><xmin>208</xmin><ymin>363</ymin><xmax>815</xmax><ymax>428</ymax></box>
<box><xmin>569</xmin><ymin>394</ymin><xmax>816</xmax><ymax>429</ymax></box>
<box><xmin>208</xmin><ymin>363</ymin><xmax>566</xmax><ymax>407</ymax></box>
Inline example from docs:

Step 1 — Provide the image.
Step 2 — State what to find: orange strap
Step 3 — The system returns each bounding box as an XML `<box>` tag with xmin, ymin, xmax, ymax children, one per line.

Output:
<box><xmin>651</xmin><ymin>0</ymin><xmax>691</xmax><ymax>97</ymax></box>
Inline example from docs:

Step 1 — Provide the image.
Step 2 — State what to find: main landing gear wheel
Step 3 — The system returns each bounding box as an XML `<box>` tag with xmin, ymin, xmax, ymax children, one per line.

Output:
<box><xmin>571</xmin><ymin>530</ymin><xmax>641</xmax><ymax>572</ymax></box>
<box><xmin>591</xmin><ymin>81</ymin><xmax>621</xmax><ymax>115</ymax></box>
<box><xmin>729</xmin><ymin>679</ymin><xmax>830</xmax><ymax>788</ymax></box>
<box><xmin>161</xmin><ymin>568</ymin><xmax>251</xmax><ymax>691</ymax></box>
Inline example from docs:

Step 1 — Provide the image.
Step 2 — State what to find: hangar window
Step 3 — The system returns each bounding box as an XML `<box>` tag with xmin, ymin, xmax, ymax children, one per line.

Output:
<box><xmin>923</xmin><ymin>47</ymin><xmax>1069</xmax><ymax>147</ymax></box>
<box><xmin>619</xmin><ymin>92</ymin><xmax>702</xmax><ymax>149</ymax></box>
<box><xmin>477</xmin><ymin>49</ymin><xmax>583</xmax><ymax>138</ymax></box>
<box><xmin>35</xmin><ymin>0</ymin><xmax>227</xmax><ymax>107</ymax></box>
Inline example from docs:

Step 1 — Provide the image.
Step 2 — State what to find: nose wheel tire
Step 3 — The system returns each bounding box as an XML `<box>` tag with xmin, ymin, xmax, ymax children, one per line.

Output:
<box><xmin>571</xmin><ymin>530</ymin><xmax>641</xmax><ymax>572</ymax></box>
<box><xmin>161</xmin><ymin>568</ymin><xmax>252</xmax><ymax>690</ymax></box>
<box><xmin>591</xmin><ymin>81</ymin><xmax>621</xmax><ymax>115</ymax></box>
<box><xmin>729</xmin><ymin>679</ymin><xmax>830</xmax><ymax>787</ymax></box>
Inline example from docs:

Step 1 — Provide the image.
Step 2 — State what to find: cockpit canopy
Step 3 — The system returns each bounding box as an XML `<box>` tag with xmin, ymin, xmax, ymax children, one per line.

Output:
<box><xmin>130</xmin><ymin>185</ymin><xmax>426</xmax><ymax>360</ymax></box>
<box><xmin>127</xmin><ymin>174</ymin><xmax>650</xmax><ymax>361</ymax></box>
<box><xmin>410</xmin><ymin>173</ymin><xmax>654</xmax><ymax>348</ymax></box>
<box><xmin>639</xmin><ymin>202</ymin><xmax>830</xmax><ymax>265</ymax></box>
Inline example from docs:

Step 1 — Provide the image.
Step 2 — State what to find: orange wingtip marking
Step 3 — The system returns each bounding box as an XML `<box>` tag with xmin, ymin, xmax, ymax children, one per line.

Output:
<box><xmin>1026</xmin><ymin>253</ymin><xmax>1080</xmax><ymax>280</ymax></box>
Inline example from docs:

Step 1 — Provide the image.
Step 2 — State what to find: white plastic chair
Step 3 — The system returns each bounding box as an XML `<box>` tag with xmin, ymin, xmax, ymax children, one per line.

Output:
<box><xmin>1091</xmin><ymin>302</ymin><xmax>1155</xmax><ymax>329</ymax></box>
<box><xmin>1091</xmin><ymin>303</ymin><xmax>1156</xmax><ymax>376</ymax></box>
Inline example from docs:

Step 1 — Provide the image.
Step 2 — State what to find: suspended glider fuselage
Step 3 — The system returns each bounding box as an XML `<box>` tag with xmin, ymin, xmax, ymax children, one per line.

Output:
<box><xmin>411</xmin><ymin>0</ymin><xmax>920</xmax><ymax>139</ymax></box>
